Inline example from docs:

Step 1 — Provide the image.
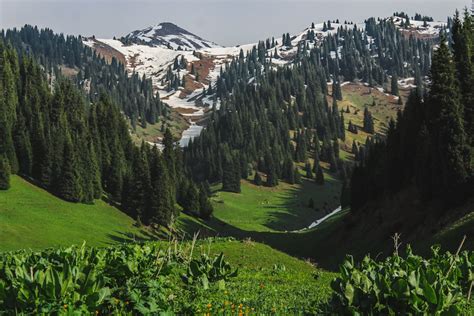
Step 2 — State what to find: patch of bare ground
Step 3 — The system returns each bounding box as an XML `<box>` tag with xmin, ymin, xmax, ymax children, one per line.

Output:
<box><xmin>179</xmin><ymin>55</ymin><xmax>217</xmax><ymax>98</ymax></box>
<box><xmin>399</xmin><ymin>29</ymin><xmax>441</xmax><ymax>40</ymax></box>
<box><xmin>89</xmin><ymin>39</ymin><xmax>127</xmax><ymax>65</ymax></box>
<box><xmin>59</xmin><ymin>65</ymin><xmax>79</xmax><ymax>78</ymax></box>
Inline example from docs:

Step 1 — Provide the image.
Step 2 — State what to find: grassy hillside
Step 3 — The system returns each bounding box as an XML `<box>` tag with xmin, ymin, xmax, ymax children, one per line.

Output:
<box><xmin>0</xmin><ymin>176</ymin><xmax>150</xmax><ymax>252</ymax></box>
<box><xmin>179</xmin><ymin>198</ymin><xmax>474</xmax><ymax>271</ymax></box>
<box><xmin>130</xmin><ymin>109</ymin><xmax>189</xmax><ymax>145</ymax></box>
<box><xmin>334</xmin><ymin>82</ymin><xmax>407</xmax><ymax>162</ymax></box>
<box><xmin>212</xmin><ymin>176</ymin><xmax>341</xmax><ymax>232</ymax></box>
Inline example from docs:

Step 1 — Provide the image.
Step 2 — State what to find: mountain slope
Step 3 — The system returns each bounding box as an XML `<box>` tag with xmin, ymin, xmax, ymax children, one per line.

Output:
<box><xmin>0</xmin><ymin>176</ymin><xmax>150</xmax><ymax>251</ymax></box>
<box><xmin>122</xmin><ymin>22</ymin><xmax>220</xmax><ymax>50</ymax></box>
<box><xmin>85</xmin><ymin>16</ymin><xmax>445</xmax><ymax>125</ymax></box>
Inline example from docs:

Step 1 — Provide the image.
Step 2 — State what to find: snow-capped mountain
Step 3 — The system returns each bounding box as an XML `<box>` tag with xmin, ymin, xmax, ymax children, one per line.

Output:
<box><xmin>83</xmin><ymin>16</ymin><xmax>445</xmax><ymax>126</ymax></box>
<box><xmin>122</xmin><ymin>22</ymin><xmax>220</xmax><ymax>50</ymax></box>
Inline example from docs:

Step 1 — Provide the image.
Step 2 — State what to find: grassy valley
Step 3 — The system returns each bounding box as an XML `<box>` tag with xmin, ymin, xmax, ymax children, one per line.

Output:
<box><xmin>211</xmin><ymin>176</ymin><xmax>340</xmax><ymax>232</ymax></box>
<box><xmin>1</xmin><ymin>5</ymin><xmax>473</xmax><ymax>314</ymax></box>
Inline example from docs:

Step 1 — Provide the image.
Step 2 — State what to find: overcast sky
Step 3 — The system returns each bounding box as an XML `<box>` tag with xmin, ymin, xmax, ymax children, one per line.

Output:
<box><xmin>0</xmin><ymin>0</ymin><xmax>470</xmax><ymax>46</ymax></box>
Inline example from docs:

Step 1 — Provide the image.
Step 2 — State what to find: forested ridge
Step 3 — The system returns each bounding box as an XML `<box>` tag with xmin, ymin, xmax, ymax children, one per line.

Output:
<box><xmin>351</xmin><ymin>10</ymin><xmax>474</xmax><ymax>216</ymax></box>
<box><xmin>184</xmin><ymin>16</ymin><xmax>439</xmax><ymax>194</ymax></box>
<box><xmin>1</xmin><ymin>26</ymin><xmax>166</xmax><ymax>128</ymax></box>
<box><xmin>0</xmin><ymin>41</ymin><xmax>212</xmax><ymax>226</ymax></box>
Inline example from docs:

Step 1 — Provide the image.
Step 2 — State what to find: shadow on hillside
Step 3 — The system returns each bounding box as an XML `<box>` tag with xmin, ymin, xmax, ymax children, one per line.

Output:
<box><xmin>178</xmin><ymin>209</ymin><xmax>354</xmax><ymax>271</ymax></box>
<box><xmin>259</xmin><ymin>177</ymin><xmax>341</xmax><ymax>231</ymax></box>
<box><xmin>106</xmin><ymin>228</ymin><xmax>162</xmax><ymax>245</ymax></box>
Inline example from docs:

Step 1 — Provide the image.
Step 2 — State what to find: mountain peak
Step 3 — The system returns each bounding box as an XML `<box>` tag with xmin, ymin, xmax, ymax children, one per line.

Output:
<box><xmin>122</xmin><ymin>22</ymin><xmax>220</xmax><ymax>50</ymax></box>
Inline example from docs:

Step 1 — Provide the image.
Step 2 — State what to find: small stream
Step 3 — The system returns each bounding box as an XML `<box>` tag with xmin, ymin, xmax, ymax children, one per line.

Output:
<box><xmin>293</xmin><ymin>206</ymin><xmax>342</xmax><ymax>232</ymax></box>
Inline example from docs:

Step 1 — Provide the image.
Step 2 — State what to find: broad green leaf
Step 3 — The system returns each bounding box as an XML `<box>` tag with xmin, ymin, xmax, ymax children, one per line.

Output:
<box><xmin>344</xmin><ymin>283</ymin><xmax>355</xmax><ymax>305</ymax></box>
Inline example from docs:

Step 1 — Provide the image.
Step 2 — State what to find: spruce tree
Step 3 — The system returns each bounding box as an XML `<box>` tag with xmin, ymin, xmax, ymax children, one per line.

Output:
<box><xmin>265</xmin><ymin>152</ymin><xmax>279</xmax><ymax>187</ymax></box>
<box><xmin>452</xmin><ymin>10</ymin><xmax>474</xmax><ymax>144</ymax></box>
<box><xmin>149</xmin><ymin>149</ymin><xmax>175</xmax><ymax>226</ymax></box>
<box><xmin>363</xmin><ymin>107</ymin><xmax>375</xmax><ymax>133</ymax></box>
<box><xmin>222</xmin><ymin>152</ymin><xmax>241</xmax><ymax>193</ymax></box>
<box><xmin>315</xmin><ymin>164</ymin><xmax>325</xmax><ymax>185</ymax></box>
<box><xmin>198</xmin><ymin>186</ymin><xmax>213</xmax><ymax>219</ymax></box>
<box><xmin>428</xmin><ymin>35</ymin><xmax>470</xmax><ymax>196</ymax></box>
<box><xmin>253</xmin><ymin>171</ymin><xmax>262</xmax><ymax>186</ymax></box>
<box><xmin>391</xmin><ymin>74</ymin><xmax>399</xmax><ymax>96</ymax></box>
<box><xmin>0</xmin><ymin>49</ymin><xmax>19</xmax><ymax>174</ymax></box>
<box><xmin>332</xmin><ymin>79</ymin><xmax>343</xmax><ymax>101</ymax></box>
<box><xmin>305</xmin><ymin>161</ymin><xmax>313</xmax><ymax>179</ymax></box>
<box><xmin>294</xmin><ymin>167</ymin><xmax>302</xmax><ymax>184</ymax></box>
<box><xmin>183</xmin><ymin>182</ymin><xmax>200</xmax><ymax>212</ymax></box>
<box><xmin>58</xmin><ymin>140</ymin><xmax>82</xmax><ymax>202</ymax></box>
<box><xmin>0</xmin><ymin>156</ymin><xmax>11</xmax><ymax>190</ymax></box>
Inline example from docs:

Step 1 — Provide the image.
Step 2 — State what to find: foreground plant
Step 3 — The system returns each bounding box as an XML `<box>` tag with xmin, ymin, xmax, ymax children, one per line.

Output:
<box><xmin>0</xmin><ymin>240</ymin><xmax>238</xmax><ymax>314</ymax></box>
<box><xmin>328</xmin><ymin>240</ymin><xmax>474</xmax><ymax>315</ymax></box>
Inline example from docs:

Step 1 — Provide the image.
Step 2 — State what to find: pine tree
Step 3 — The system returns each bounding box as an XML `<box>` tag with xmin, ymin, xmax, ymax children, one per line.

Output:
<box><xmin>348</xmin><ymin>120</ymin><xmax>358</xmax><ymax>134</ymax></box>
<box><xmin>57</xmin><ymin>140</ymin><xmax>82</xmax><ymax>202</ymax></box>
<box><xmin>332</xmin><ymin>79</ymin><xmax>343</xmax><ymax>101</ymax></box>
<box><xmin>149</xmin><ymin>148</ymin><xmax>175</xmax><ymax>226</ymax></box>
<box><xmin>282</xmin><ymin>157</ymin><xmax>295</xmax><ymax>184</ymax></box>
<box><xmin>391</xmin><ymin>74</ymin><xmax>399</xmax><ymax>96</ymax></box>
<box><xmin>428</xmin><ymin>35</ymin><xmax>470</xmax><ymax>197</ymax></box>
<box><xmin>132</xmin><ymin>146</ymin><xmax>153</xmax><ymax>223</ymax></box>
<box><xmin>315</xmin><ymin>164</ymin><xmax>324</xmax><ymax>185</ymax></box>
<box><xmin>452</xmin><ymin>10</ymin><xmax>474</xmax><ymax>144</ymax></box>
<box><xmin>183</xmin><ymin>182</ymin><xmax>200</xmax><ymax>212</ymax></box>
<box><xmin>305</xmin><ymin>161</ymin><xmax>313</xmax><ymax>179</ymax></box>
<box><xmin>222</xmin><ymin>151</ymin><xmax>241</xmax><ymax>193</ymax></box>
<box><xmin>265</xmin><ymin>152</ymin><xmax>279</xmax><ymax>187</ymax></box>
<box><xmin>253</xmin><ymin>171</ymin><xmax>262</xmax><ymax>186</ymax></box>
<box><xmin>294</xmin><ymin>167</ymin><xmax>302</xmax><ymax>184</ymax></box>
<box><xmin>198</xmin><ymin>186</ymin><xmax>213</xmax><ymax>219</ymax></box>
<box><xmin>0</xmin><ymin>49</ymin><xmax>19</xmax><ymax>173</ymax></box>
<box><xmin>162</xmin><ymin>128</ymin><xmax>176</xmax><ymax>190</ymax></box>
<box><xmin>363</xmin><ymin>107</ymin><xmax>375</xmax><ymax>133</ymax></box>
<box><xmin>0</xmin><ymin>156</ymin><xmax>11</xmax><ymax>190</ymax></box>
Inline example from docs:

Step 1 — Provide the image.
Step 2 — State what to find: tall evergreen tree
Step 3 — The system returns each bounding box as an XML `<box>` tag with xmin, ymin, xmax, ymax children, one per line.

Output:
<box><xmin>198</xmin><ymin>186</ymin><xmax>214</xmax><ymax>219</ymax></box>
<box><xmin>315</xmin><ymin>164</ymin><xmax>325</xmax><ymax>185</ymax></box>
<box><xmin>363</xmin><ymin>107</ymin><xmax>375</xmax><ymax>133</ymax></box>
<box><xmin>452</xmin><ymin>10</ymin><xmax>474</xmax><ymax>144</ymax></box>
<box><xmin>253</xmin><ymin>171</ymin><xmax>263</xmax><ymax>186</ymax></box>
<box><xmin>305</xmin><ymin>161</ymin><xmax>313</xmax><ymax>179</ymax></box>
<box><xmin>428</xmin><ymin>35</ymin><xmax>470</xmax><ymax>196</ymax></box>
<box><xmin>391</xmin><ymin>74</ymin><xmax>399</xmax><ymax>96</ymax></box>
<box><xmin>57</xmin><ymin>140</ymin><xmax>82</xmax><ymax>202</ymax></box>
<box><xmin>222</xmin><ymin>151</ymin><xmax>241</xmax><ymax>193</ymax></box>
<box><xmin>0</xmin><ymin>156</ymin><xmax>11</xmax><ymax>190</ymax></box>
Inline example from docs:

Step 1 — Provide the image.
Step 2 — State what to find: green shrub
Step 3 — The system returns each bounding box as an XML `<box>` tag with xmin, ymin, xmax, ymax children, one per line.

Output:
<box><xmin>182</xmin><ymin>252</ymin><xmax>238</xmax><ymax>290</ymax></box>
<box><xmin>0</xmin><ymin>238</ymin><xmax>334</xmax><ymax>314</ymax></box>
<box><xmin>328</xmin><ymin>245</ymin><xmax>474</xmax><ymax>315</ymax></box>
